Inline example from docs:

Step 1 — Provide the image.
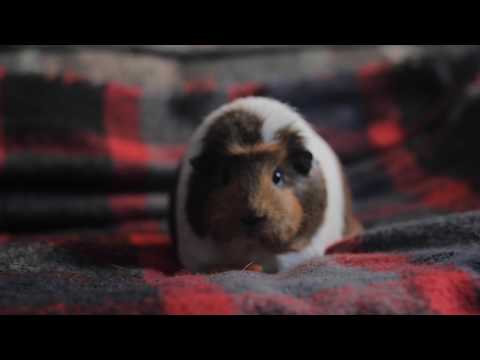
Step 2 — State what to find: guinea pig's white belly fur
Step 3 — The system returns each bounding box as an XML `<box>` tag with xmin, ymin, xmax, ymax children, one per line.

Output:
<box><xmin>176</xmin><ymin>97</ymin><xmax>346</xmax><ymax>273</ymax></box>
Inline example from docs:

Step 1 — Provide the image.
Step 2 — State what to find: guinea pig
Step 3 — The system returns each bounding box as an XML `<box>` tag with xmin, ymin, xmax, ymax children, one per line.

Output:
<box><xmin>171</xmin><ymin>97</ymin><xmax>362</xmax><ymax>274</ymax></box>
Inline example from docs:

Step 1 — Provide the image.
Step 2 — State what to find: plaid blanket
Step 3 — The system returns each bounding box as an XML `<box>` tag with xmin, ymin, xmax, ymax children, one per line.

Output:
<box><xmin>2</xmin><ymin>49</ymin><xmax>480</xmax><ymax>315</ymax></box>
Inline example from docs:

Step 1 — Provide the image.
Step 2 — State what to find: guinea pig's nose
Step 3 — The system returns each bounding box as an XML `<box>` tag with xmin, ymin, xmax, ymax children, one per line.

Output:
<box><xmin>241</xmin><ymin>213</ymin><xmax>267</xmax><ymax>228</ymax></box>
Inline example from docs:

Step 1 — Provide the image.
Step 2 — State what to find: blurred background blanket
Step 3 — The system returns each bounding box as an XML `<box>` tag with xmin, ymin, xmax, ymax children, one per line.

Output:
<box><xmin>2</xmin><ymin>46</ymin><xmax>480</xmax><ymax>315</ymax></box>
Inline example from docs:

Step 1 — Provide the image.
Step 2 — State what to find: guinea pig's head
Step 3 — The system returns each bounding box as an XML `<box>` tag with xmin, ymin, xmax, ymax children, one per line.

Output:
<box><xmin>185</xmin><ymin>108</ymin><xmax>327</xmax><ymax>255</ymax></box>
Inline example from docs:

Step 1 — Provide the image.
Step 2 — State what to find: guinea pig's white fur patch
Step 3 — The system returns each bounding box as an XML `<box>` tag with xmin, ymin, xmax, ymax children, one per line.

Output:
<box><xmin>176</xmin><ymin>97</ymin><xmax>346</xmax><ymax>273</ymax></box>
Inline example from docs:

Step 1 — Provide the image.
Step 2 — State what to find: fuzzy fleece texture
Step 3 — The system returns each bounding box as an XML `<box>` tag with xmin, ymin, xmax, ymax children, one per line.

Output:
<box><xmin>2</xmin><ymin>50</ymin><xmax>480</xmax><ymax>315</ymax></box>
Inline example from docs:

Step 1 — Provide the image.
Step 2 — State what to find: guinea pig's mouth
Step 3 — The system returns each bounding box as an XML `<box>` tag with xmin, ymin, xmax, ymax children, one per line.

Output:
<box><xmin>229</xmin><ymin>222</ymin><xmax>306</xmax><ymax>255</ymax></box>
<box><xmin>246</xmin><ymin>233</ymin><xmax>303</xmax><ymax>255</ymax></box>
<box><xmin>262</xmin><ymin>241</ymin><xmax>303</xmax><ymax>254</ymax></box>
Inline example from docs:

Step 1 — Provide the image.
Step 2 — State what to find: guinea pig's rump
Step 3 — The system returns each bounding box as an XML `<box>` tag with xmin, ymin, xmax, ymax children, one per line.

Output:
<box><xmin>341</xmin><ymin>168</ymin><xmax>364</xmax><ymax>238</ymax></box>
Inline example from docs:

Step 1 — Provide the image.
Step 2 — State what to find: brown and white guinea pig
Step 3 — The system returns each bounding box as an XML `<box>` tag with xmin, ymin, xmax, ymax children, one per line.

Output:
<box><xmin>172</xmin><ymin>97</ymin><xmax>362</xmax><ymax>274</ymax></box>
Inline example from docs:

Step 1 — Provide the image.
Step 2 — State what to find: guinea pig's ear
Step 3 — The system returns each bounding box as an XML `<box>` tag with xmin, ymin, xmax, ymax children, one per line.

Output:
<box><xmin>290</xmin><ymin>149</ymin><xmax>313</xmax><ymax>176</ymax></box>
<box><xmin>190</xmin><ymin>154</ymin><xmax>210</xmax><ymax>174</ymax></box>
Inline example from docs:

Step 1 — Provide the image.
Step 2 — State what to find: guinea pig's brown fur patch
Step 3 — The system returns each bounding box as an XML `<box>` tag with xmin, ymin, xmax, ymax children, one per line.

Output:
<box><xmin>228</xmin><ymin>143</ymin><xmax>281</xmax><ymax>156</ymax></box>
<box><xmin>279</xmin><ymin>129</ymin><xmax>328</xmax><ymax>249</ymax></box>
<box><xmin>201</xmin><ymin>149</ymin><xmax>306</xmax><ymax>253</ymax></box>
<box><xmin>186</xmin><ymin>110</ymin><xmax>327</xmax><ymax>257</ymax></box>
<box><xmin>186</xmin><ymin>110</ymin><xmax>264</xmax><ymax>237</ymax></box>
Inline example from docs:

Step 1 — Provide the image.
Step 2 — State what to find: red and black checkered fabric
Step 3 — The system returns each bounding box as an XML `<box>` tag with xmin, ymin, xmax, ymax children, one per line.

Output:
<box><xmin>2</xmin><ymin>50</ymin><xmax>480</xmax><ymax>315</ymax></box>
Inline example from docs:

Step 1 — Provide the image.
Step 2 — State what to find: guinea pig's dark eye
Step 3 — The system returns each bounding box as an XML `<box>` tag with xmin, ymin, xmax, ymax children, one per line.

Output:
<box><xmin>272</xmin><ymin>169</ymin><xmax>285</xmax><ymax>186</ymax></box>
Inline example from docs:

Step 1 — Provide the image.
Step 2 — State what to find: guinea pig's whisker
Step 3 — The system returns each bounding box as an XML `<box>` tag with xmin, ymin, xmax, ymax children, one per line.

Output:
<box><xmin>242</xmin><ymin>262</ymin><xmax>254</xmax><ymax>272</ymax></box>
